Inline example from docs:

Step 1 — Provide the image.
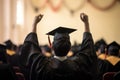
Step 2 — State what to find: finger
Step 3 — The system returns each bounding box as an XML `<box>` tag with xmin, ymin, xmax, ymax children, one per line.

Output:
<box><xmin>80</xmin><ymin>13</ymin><xmax>85</xmax><ymax>20</ymax></box>
<box><xmin>39</xmin><ymin>14</ymin><xmax>44</xmax><ymax>19</ymax></box>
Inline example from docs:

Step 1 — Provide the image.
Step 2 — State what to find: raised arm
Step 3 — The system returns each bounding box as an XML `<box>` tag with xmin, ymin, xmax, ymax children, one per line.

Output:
<box><xmin>32</xmin><ymin>14</ymin><xmax>43</xmax><ymax>33</ymax></box>
<box><xmin>78</xmin><ymin>13</ymin><xmax>95</xmax><ymax>55</ymax></box>
<box><xmin>19</xmin><ymin>14</ymin><xmax>43</xmax><ymax>68</ymax></box>
<box><xmin>80</xmin><ymin>13</ymin><xmax>90</xmax><ymax>32</ymax></box>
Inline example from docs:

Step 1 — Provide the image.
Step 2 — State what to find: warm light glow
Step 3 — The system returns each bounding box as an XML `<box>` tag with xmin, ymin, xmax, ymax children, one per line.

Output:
<box><xmin>16</xmin><ymin>0</ymin><xmax>24</xmax><ymax>25</ymax></box>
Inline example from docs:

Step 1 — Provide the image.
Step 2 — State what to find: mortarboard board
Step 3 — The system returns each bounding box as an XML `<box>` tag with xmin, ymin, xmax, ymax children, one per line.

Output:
<box><xmin>107</xmin><ymin>41</ymin><xmax>120</xmax><ymax>49</ymax></box>
<box><xmin>107</xmin><ymin>41</ymin><xmax>120</xmax><ymax>56</ymax></box>
<box><xmin>46</xmin><ymin>27</ymin><xmax>77</xmax><ymax>36</ymax></box>
<box><xmin>4</xmin><ymin>40</ymin><xmax>13</xmax><ymax>45</ymax></box>
<box><xmin>46</xmin><ymin>27</ymin><xmax>77</xmax><ymax>48</ymax></box>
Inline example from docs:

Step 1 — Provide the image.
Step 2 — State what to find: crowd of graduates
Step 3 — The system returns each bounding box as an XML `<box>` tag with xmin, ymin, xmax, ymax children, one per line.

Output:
<box><xmin>0</xmin><ymin>38</ymin><xmax>120</xmax><ymax>80</ymax></box>
<box><xmin>0</xmin><ymin>13</ymin><xmax>120</xmax><ymax>80</ymax></box>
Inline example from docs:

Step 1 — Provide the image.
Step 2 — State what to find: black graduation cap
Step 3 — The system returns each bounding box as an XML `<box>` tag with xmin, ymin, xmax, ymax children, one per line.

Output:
<box><xmin>4</xmin><ymin>40</ymin><xmax>17</xmax><ymax>50</ymax></box>
<box><xmin>46</xmin><ymin>27</ymin><xmax>77</xmax><ymax>36</ymax></box>
<box><xmin>107</xmin><ymin>41</ymin><xmax>120</xmax><ymax>49</ymax></box>
<box><xmin>4</xmin><ymin>40</ymin><xmax>13</xmax><ymax>45</ymax></box>
<box><xmin>46</xmin><ymin>27</ymin><xmax>77</xmax><ymax>48</ymax></box>
<box><xmin>107</xmin><ymin>41</ymin><xmax>120</xmax><ymax>56</ymax></box>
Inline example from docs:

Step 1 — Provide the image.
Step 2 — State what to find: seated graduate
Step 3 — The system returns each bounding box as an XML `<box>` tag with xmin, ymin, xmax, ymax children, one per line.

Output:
<box><xmin>0</xmin><ymin>44</ymin><xmax>17</xmax><ymax>80</ymax></box>
<box><xmin>97</xmin><ymin>41</ymin><xmax>120</xmax><ymax>80</ymax></box>
<box><xmin>96</xmin><ymin>39</ymin><xmax>107</xmax><ymax>60</ymax></box>
<box><xmin>104</xmin><ymin>41</ymin><xmax>120</xmax><ymax>72</ymax></box>
<box><xmin>4</xmin><ymin>40</ymin><xmax>17</xmax><ymax>56</ymax></box>
<box><xmin>20</xmin><ymin>13</ymin><xmax>98</xmax><ymax>80</ymax></box>
<box><xmin>4</xmin><ymin>40</ymin><xmax>20</xmax><ymax>67</ymax></box>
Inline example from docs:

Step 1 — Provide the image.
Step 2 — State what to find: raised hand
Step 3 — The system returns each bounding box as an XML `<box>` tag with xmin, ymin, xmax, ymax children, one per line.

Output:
<box><xmin>80</xmin><ymin>13</ymin><xmax>88</xmax><ymax>23</ymax></box>
<box><xmin>34</xmin><ymin>14</ymin><xmax>44</xmax><ymax>25</ymax></box>
<box><xmin>80</xmin><ymin>13</ymin><xmax>90</xmax><ymax>32</ymax></box>
<box><xmin>32</xmin><ymin>14</ymin><xmax>43</xmax><ymax>33</ymax></box>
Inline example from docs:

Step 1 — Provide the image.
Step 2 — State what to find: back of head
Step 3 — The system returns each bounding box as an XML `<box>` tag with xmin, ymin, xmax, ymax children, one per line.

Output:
<box><xmin>46</xmin><ymin>27</ymin><xmax>76</xmax><ymax>57</ymax></box>
<box><xmin>94</xmin><ymin>39</ymin><xmax>107</xmax><ymax>53</ymax></box>
<box><xmin>53</xmin><ymin>33</ymin><xmax>71</xmax><ymax>56</ymax></box>
<box><xmin>107</xmin><ymin>41</ymin><xmax>120</xmax><ymax>56</ymax></box>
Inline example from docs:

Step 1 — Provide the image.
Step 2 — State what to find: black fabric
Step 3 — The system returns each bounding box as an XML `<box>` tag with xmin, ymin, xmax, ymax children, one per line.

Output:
<box><xmin>7</xmin><ymin>53</ymin><xmax>20</xmax><ymax>67</ymax></box>
<box><xmin>113</xmin><ymin>71</ymin><xmax>120</xmax><ymax>80</ymax></box>
<box><xmin>19</xmin><ymin>32</ymin><xmax>41</xmax><ymax>80</ymax></box>
<box><xmin>97</xmin><ymin>58</ymin><xmax>120</xmax><ymax>80</ymax></box>
<box><xmin>20</xmin><ymin>32</ymin><xmax>98</xmax><ymax>80</ymax></box>
<box><xmin>104</xmin><ymin>60</ymin><xmax>120</xmax><ymax>72</ymax></box>
<box><xmin>97</xmin><ymin>58</ymin><xmax>111</xmax><ymax>80</ymax></box>
<box><xmin>0</xmin><ymin>44</ymin><xmax>8</xmax><ymax>63</ymax></box>
<box><xmin>0</xmin><ymin>64</ymin><xmax>17</xmax><ymax>80</ymax></box>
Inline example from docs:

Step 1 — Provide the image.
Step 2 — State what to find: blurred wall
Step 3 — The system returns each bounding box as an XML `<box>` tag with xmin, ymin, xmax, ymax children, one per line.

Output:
<box><xmin>0</xmin><ymin>0</ymin><xmax>120</xmax><ymax>45</ymax></box>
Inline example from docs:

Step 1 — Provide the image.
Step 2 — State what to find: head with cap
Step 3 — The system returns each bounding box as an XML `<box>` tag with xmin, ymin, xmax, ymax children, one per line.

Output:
<box><xmin>4</xmin><ymin>40</ymin><xmax>17</xmax><ymax>51</ymax></box>
<box><xmin>94</xmin><ymin>39</ymin><xmax>107</xmax><ymax>53</ymax></box>
<box><xmin>98</xmin><ymin>39</ymin><xmax>107</xmax><ymax>53</ymax></box>
<box><xmin>107</xmin><ymin>41</ymin><xmax>120</xmax><ymax>56</ymax></box>
<box><xmin>47</xmin><ymin>27</ymin><xmax>76</xmax><ymax>57</ymax></box>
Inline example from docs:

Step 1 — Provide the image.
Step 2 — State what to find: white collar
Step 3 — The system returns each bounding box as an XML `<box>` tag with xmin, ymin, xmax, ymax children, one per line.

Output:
<box><xmin>54</xmin><ymin>56</ymin><xmax>67</xmax><ymax>61</ymax></box>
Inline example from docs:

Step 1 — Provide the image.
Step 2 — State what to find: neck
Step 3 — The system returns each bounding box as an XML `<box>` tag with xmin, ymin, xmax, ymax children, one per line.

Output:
<box><xmin>54</xmin><ymin>55</ymin><xmax>67</xmax><ymax>61</ymax></box>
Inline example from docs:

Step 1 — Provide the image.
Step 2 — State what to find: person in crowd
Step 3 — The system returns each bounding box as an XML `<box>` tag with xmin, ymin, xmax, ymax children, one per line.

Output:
<box><xmin>0</xmin><ymin>44</ymin><xmax>17</xmax><ymax>80</ymax></box>
<box><xmin>97</xmin><ymin>41</ymin><xmax>120</xmax><ymax>80</ymax></box>
<box><xmin>4</xmin><ymin>40</ymin><xmax>17</xmax><ymax>56</ymax></box>
<box><xmin>19</xmin><ymin>13</ymin><xmax>98</xmax><ymax>80</ymax></box>
<box><xmin>104</xmin><ymin>41</ymin><xmax>120</xmax><ymax>72</ymax></box>
<box><xmin>96</xmin><ymin>39</ymin><xmax>107</xmax><ymax>60</ymax></box>
<box><xmin>4</xmin><ymin>40</ymin><xmax>20</xmax><ymax>67</ymax></box>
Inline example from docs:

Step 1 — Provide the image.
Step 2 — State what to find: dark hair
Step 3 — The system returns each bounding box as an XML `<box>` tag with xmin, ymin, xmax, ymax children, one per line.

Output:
<box><xmin>108</xmin><ymin>46</ymin><xmax>119</xmax><ymax>56</ymax></box>
<box><xmin>52</xmin><ymin>38</ymin><xmax>71</xmax><ymax>57</ymax></box>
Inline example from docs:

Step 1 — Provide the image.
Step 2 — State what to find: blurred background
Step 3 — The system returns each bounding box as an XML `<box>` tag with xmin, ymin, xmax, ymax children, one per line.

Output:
<box><xmin>0</xmin><ymin>0</ymin><xmax>120</xmax><ymax>46</ymax></box>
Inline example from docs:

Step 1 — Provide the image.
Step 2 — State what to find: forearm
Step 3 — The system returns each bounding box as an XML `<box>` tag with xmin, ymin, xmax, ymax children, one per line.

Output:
<box><xmin>32</xmin><ymin>14</ymin><xmax>43</xmax><ymax>33</ymax></box>
<box><xmin>84</xmin><ymin>22</ymin><xmax>90</xmax><ymax>32</ymax></box>
<box><xmin>32</xmin><ymin>23</ymin><xmax>37</xmax><ymax>33</ymax></box>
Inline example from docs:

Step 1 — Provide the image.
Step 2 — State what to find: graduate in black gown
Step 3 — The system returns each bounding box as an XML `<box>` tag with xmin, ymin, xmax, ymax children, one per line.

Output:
<box><xmin>19</xmin><ymin>13</ymin><xmax>98</xmax><ymax>80</ymax></box>
<box><xmin>104</xmin><ymin>41</ymin><xmax>120</xmax><ymax>72</ymax></box>
<box><xmin>0</xmin><ymin>44</ymin><xmax>17</xmax><ymax>80</ymax></box>
<box><xmin>97</xmin><ymin>41</ymin><xmax>120</xmax><ymax>80</ymax></box>
<box><xmin>95</xmin><ymin>39</ymin><xmax>107</xmax><ymax>59</ymax></box>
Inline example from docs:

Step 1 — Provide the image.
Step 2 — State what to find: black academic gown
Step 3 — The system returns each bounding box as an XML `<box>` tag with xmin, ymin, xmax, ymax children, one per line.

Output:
<box><xmin>21</xmin><ymin>32</ymin><xmax>98</xmax><ymax>80</ymax></box>
<box><xmin>0</xmin><ymin>63</ymin><xmax>17</xmax><ymax>80</ymax></box>
<box><xmin>97</xmin><ymin>58</ymin><xmax>110</xmax><ymax>80</ymax></box>
<box><xmin>19</xmin><ymin>33</ymin><xmax>41</xmax><ymax>80</ymax></box>
<box><xmin>97</xmin><ymin>56</ymin><xmax>120</xmax><ymax>80</ymax></box>
<box><xmin>104</xmin><ymin>56</ymin><xmax>120</xmax><ymax>72</ymax></box>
